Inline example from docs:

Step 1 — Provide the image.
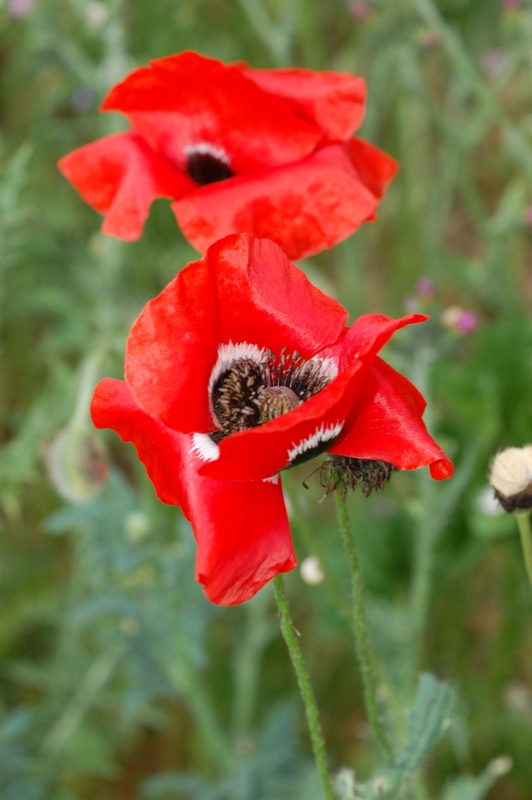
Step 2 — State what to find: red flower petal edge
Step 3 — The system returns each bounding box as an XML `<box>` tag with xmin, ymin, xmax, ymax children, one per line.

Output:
<box><xmin>91</xmin><ymin>378</ymin><xmax>296</xmax><ymax>605</ymax></box>
<box><xmin>91</xmin><ymin>234</ymin><xmax>453</xmax><ymax>605</ymax></box>
<box><xmin>59</xmin><ymin>51</ymin><xmax>397</xmax><ymax>257</ymax></box>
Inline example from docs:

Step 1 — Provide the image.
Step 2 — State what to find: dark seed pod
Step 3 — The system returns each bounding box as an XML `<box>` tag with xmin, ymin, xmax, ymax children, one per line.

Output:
<box><xmin>319</xmin><ymin>456</ymin><xmax>398</xmax><ymax>500</ymax></box>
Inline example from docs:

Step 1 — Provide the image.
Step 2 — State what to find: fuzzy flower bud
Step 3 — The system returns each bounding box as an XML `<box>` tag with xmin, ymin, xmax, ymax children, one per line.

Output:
<box><xmin>489</xmin><ymin>446</ymin><xmax>532</xmax><ymax>512</ymax></box>
<box><xmin>46</xmin><ymin>424</ymin><xmax>108</xmax><ymax>504</ymax></box>
<box><xmin>440</xmin><ymin>305</ymin><xmax>478</xmax><ymax>335</ymax></box>
<box><xmin>300</xmin><ymin>556</ymin><xmax>325</xmax><ymax>586</ymax></box>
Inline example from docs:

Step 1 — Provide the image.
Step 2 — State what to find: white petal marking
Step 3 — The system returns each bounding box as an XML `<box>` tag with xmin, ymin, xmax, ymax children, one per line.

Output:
<box><xmin>190</xmin><ymin>432</ymin><xmax>220</xmax><ymax>463</ymax></box>
<box><xmin>287</xmin><ymin>422</ymin><xmax>344</xmax><ymax>464</ymax></box>
<box><xmin>262</xmin><ymin>473</ymin><xmax>280</xmax><ymax>485</ymax></box>
<box><xmin>185</xmin><ymin>142</ymin><xmax>231</xmax><ymax>166</ymax></box>
<box><xmin>318</xmin><ymin>356</ymin><xmax>339</xmax><ymax>381</ymax></box>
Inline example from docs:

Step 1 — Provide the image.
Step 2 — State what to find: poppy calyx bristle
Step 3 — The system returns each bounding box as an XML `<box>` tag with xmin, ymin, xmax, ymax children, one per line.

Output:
<box><xmin>319</xmin><ymin>456</ymin><xmax>398</xmax><ymax>499</ymax></box>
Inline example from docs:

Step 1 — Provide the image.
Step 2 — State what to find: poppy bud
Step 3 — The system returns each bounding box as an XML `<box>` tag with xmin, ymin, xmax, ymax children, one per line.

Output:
<box><xmin>489</xmin><ymin>446</ymin><xmax>532</xmax><ymax>512</ymax></box>
<box><xmin>300</xmin><ymin>556</ymin><xmax>325</xmax><ymax>586</ymax></box>
<box><xmin>46</xmin><ymin>424</ymin><xmax>108</xmax><ymax>504</ymax></box>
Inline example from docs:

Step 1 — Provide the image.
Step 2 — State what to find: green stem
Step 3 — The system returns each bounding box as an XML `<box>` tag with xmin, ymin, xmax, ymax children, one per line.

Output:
<box><xmin>516</xmin><ymin>512</ymin><xmax>532</xmax><ymax>591</ymax></box>
<box><xmin>335</xmin><ymin>494</ymin><xmax>393</xmax><ymax>763</ymax></box>
<box><xmin>272</xmin><ymin>575</ymin><xmax>335</xmax><ymax>800</ymax></box>
<box><xmin>286</xmin><ymin>480</ymin><xmax>352</xmax><ymax>621</ymax></box>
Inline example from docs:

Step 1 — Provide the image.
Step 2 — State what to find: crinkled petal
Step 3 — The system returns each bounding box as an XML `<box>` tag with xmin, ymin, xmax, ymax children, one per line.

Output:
<box><xmin>102</xmin><ymin>51</ymin><xmax>321</xmax><ymax>174</ymax></box>
<box><xmin>91</xmin><ymin>378</ymin><xmax>296</xmax><ymax>604</ymax></box>
<box><xmin>125</xmin><ymin>253</ymin><xmax>217</xmax><ymax>434</ymax></box>
<box><xmin>58</xmin><ymin>131</ymin><xmax>193</xmax><ymax>241</ymax></box>
<box><xmin>91</xmin><ymin>377</ymin><xmax>186</xmax><ymax>506</ymax></box>
<box><xmin>347</xmin><ymin>137</ymin><xmax>399</xmax><ymax>206</ymax></box>
<box><xmin>244</xmin><ymin>66</ymin><xmax>367</xmax><ymax>140</ymax></box>
<box><xmin>189</xmin><ymin>472</ymin><xmax>295</xmax><ymax>605</ymax></box>
<box><xmin>329</xmin><ymin>358</ymin><xmax>453</xmax><ymax>480</ymax></box>
<box><xmin>125</xmin><ymin>234</ymin><xmax>347</xmax><ymax>433</ymax></box>
<box><xmin>172</xmin><ymin>142</ymin><xmax>394</xmax><ymax>260</ymax></box>
<box><xmin>200</xmin><ymin>314</ymin><xmax>427</xmax><ymax>481</ymax></box>
<box><xmin>339</xmin><ymin>312</ymin><xmax>428</xmax><ymax>369</ymax></box>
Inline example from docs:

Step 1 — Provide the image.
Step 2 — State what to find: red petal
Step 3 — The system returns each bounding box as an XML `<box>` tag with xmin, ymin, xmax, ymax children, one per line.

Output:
<box><xmin>190</xmin><ymin>474</ymin><xmax>296</xmax><ymax>605</ymax></box>
<box><xmin>245</xmin><ymin>67</ymin><xmax>367</xmax><ymax>140</ymax></box>
<box><xmin>91</xmin><ymin>377</ymin><xmax>186</xmax><ymax>506</ymax></box>
<box><xmin>91</xmin><ymin>378</ymin><xmax>295</xmax><ymax>604</ymax></box>
<box><xmin>339</xmin><ymin>312</ymin><xmax>428</xmax><ymax>369</ymax></box>
<box><xmin>329</xmin><ymin>358</ymin><xmax>454</xmax><ymax>480</ymax></box>
<box><xmin>173</xmin><ymin>142</ymin><xmax>393</xmax><ymax>260</ymax></box>
<box><xmin>347</xmin><ymin>137</ymin><xmax>398</xmax><ymax>201</ymax></box>
<box><xmin>200</xmin><ymin>314</ymin><xmax>426</xmax><ymax>481</ymax></box>
<box><xmin>101</xmin><ymin>52</ymin><xmax>321</xmax><ymax>174</ymax></box>
<box><xmin>125</xmin><ymin>253</ymin><xmax>218</xmax><ymax>434</ymax></box>
<box><xmin>125</xmin><ymin>234</ymin><xmax>347</xmax><ymax>433</ymax></box>
<box><xmin>58</xmin><ymin>132</ymin><xmax>193</xmax><ymax>241</ymax></box>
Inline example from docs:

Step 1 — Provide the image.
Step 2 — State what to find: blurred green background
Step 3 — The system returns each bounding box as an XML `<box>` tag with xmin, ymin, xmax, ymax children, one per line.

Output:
<box><xmin>1</xmin><ymin>0</ymin><xmax>532</xmax><ymax>798</ymax></box>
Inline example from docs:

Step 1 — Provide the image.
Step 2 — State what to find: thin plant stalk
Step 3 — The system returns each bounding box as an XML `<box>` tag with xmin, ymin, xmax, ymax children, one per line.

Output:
<box><xmin>335</xmin><ymin>493</ymin><xmax>393</xmax><ymax>763</ymax></box>
<box><xmin>285</xmin><ymin>479</ymin><xmax>351</xmax><ymax>620</ymax></box>
<box><xmin>516</xmin><ymin>512</ymin><xmax>532</xmax><ymax>591</ymax></box>
<box><xmin>272</xmin><ymin>574</ymin><xmax>335</xmax><ymax>800</ymax></box>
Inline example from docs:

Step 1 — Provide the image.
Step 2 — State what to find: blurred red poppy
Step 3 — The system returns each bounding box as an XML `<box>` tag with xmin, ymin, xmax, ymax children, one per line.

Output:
<box><xmin>91</xmin><ymin>234</ymin><xmax>452</xmax><ymax>605</ymax></box>
<box><xmin>59</xmin><ymin>51</ymin><xmax>397</xmax><ymax>259</ymax></box>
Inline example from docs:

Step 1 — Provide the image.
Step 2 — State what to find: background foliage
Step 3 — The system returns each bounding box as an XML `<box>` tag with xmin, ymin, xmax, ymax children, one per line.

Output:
<box><xmin>1</xmin><ymin>0</ymin><xmax>532</xmax><ymax>797</ymax></box>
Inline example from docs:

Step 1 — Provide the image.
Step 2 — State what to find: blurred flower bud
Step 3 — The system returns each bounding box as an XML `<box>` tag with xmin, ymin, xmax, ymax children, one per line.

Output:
<box><xmin>416</xmin><ymin>277</ymin><xmax>435</xmax><ymax>298</ymax></box>
<box><xmin>349</xmin><ymin>1</ymin><xmax>372</xmax><ymax>22</ymax></box>
<box><xmin>84</xmin><ymin>1</ymin><xmax>109</xmax><ymax>28</ymax></box>
<box><xmin>124</xmin><ymin>511</ymin><xmax>151</xmax><ymax>543</ymax></box>
<box><xmin>46</xmin><ymin>424</ymin><xmax>108</xmax><ymax>504</ymax></box>
<box><xmin>524</xmin><ymin>205</ymin><xmax>532</xmax><ymax>226</ymax></box>
<box><xmin>300</xmin><ymin>556</ymin><xmax>325</xmax><ymax>585</ymax></box>
<box><xmin>487</xmin><ymin>755</ymin><xmax>513</xmax><ymax>777</ymax></box>
<box><xmin>502</xmin><ymin>0</ymin><xmax>520</xmax><ymax>10</ymax></box>
<box><xmin>440</xmin><ymin>305</ymin><xmax>478</xmax><ymax>335</ymax></box>
<box><xmin>7</xmin><ymin>0</ymin><xmax>36</xmax><ymax>17</ymax></box>
<box><xmin>46</xmin><ymin>424</ymin><xmax>109</xmax><ymax>503</ymax></box>
<box><xmin>489</xmin><ymin>446</ymin><xmax>532</xmax><ymax>512</ymax></box>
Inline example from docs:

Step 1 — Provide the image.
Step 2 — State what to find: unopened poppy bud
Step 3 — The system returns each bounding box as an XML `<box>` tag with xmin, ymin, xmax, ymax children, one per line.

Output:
<box><xmin>300</xmin><ymin>556</ymin><xmax>325</xmax><ymax>585</ymax></box>
<box><xmin>489</xmin><ymin>446</ymin><xmax>532</xmax><ymax>512</ymax></box>
<box><xmin>46</xmin><ymin>424</ymin><xmax>109</xmax><ymax>504</ymax></box>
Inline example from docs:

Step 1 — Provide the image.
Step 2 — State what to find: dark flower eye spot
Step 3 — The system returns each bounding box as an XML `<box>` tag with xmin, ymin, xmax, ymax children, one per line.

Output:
<box><xmin>186</xmin><ymin>144</ymin><xmax>234</xmax><ymax>186</ymax></box>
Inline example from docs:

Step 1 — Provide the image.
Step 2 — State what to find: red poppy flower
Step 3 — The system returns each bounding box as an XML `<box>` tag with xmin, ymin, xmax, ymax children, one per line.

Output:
<box><xmin>91</xmin><ymin>234</ymin><xmax>453</xmax><ymax>605</ymax></box>
<box><xmin>58</xmin><ymin>51</ymin><xmax>397</xmax><ymax>259</ymax></box>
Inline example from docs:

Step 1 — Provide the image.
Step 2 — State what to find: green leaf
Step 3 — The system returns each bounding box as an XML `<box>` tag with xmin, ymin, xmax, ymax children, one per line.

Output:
<box><xmin>440</xmin><ymin>757</ymin><xmax>513</xmax><ymax>800</ymax></box>
<box><xmin>395</xmin><ymin>673</ymin><xmax>454</xmax><ymax>776</ymax></box>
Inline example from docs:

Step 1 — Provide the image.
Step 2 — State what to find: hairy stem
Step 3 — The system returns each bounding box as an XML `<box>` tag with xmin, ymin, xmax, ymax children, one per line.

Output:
<box><xmin>335</xmin><ymin>493</ymin><xmax>393</xmax><ymax>763</ymax></box>
<box><xmin>273</xmin><ymin>575</ymin><xmax>335</xmax><ymax>800</ymax></box>
<box><xmin>516</xmin><ymin>512</ymin><xmax>532</xmax><ymax>591</ymax></box>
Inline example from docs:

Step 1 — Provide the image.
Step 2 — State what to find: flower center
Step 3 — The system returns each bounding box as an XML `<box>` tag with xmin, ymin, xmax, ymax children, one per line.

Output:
<box><xmin>186</xmin><ymin>145</ymin><xmax>234</xmax><ymax>186</ymax></box>
<box><xmin>210</xmin><ymin>349</ymin><xmax>332</xmax><ymax>439</ymax></box>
